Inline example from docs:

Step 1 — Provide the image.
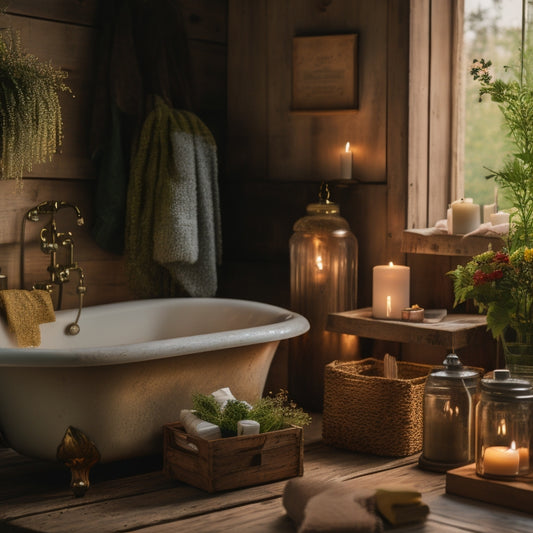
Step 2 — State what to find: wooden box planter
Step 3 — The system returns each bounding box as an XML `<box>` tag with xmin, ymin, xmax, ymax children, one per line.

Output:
<box><xmin>163</xmin><ymin>422</ymin><xmax>304</xmax><ymax>492</ymax></box>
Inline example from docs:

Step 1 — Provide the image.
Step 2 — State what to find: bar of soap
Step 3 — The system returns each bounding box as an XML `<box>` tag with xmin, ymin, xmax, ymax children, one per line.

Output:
<box><xmin>375</xmin><ymin>485</ymin><xmax>429</xmax><ymax>525</ymax></box>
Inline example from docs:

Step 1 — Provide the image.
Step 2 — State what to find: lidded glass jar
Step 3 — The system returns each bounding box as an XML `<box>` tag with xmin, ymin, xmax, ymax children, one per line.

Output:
<box><xmin>419</xmin><ymin>354</ymin><xmax>480</xmax><ymax>472</ymax></box>
<box><xmin>289</xmin><ymin>183</ymin><xmax>358</xmax><ymax>410</ymax></box>
<box><xmin>476</xmin><ymin>369</ymin><xmax>533</xmax><ymax>479</ymax></box>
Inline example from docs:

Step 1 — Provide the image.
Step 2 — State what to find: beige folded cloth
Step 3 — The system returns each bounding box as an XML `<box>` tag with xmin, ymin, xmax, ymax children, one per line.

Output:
<box><xmin>283</xmin><ymin>478</ymin><xmax>383</xmax><ymax>533</ymax></box>
<box><xmin>0</xmin><ymin>289</ymin><xmax>55</xmax><ymax>347</ymax></box>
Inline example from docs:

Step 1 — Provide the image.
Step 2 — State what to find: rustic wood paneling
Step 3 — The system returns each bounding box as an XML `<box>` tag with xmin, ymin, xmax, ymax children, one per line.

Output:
<box><xmin>4</xmin><ymin>0</ymin><xmax>100</xmax><ymax>26</ymax></box>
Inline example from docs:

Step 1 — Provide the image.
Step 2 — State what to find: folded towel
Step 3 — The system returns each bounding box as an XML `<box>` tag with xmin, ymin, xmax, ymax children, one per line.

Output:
<box><xmin>283</xmin><ymin>478</ymin><xmax>382</xmax><ymax>533</ymax></box>
<box><xmin>126</xmin><ymin>97</ymin><xmax>222</xmax><ymax>298</ymax></box>
<box><xmin>0</xmin><ymin>290</ymin><xmax>55</xmax><ymax>347</ymax></box>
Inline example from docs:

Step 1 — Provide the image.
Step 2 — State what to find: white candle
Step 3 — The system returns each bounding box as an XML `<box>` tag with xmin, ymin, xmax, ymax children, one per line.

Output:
<box><xmin>372</xmin><ymin>263</ymin><xmax>410</xmax><ymax>320</ymax></box>
<box><xmin>452</xmin><ymin>199</ymin><xmax>480</xmax><ymax>234</ymax></box>
<box><xmin>489</xmin><ymin>211</ymin><xmax>510</xmax><ymax>226</ymax></box>
<box><xmin>483</xmin><ymin>203</ymin><xmax>497</xmax><ymax>222</ymax></box>
<box><xmin>340</xmin><ymin>142</ymin><xmax>352</xmax><ymax>180</ymax></box>
<box><xmin>483</xmin><ymin>445</ymin><xmax>520</xmax><ymax>476</ymax></box>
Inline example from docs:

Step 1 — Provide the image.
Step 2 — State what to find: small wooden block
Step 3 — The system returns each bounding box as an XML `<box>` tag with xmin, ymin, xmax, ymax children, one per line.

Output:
<box><xmin>446</xmin><ymin>463</ymin><xmax>533</xmax><ymax>515</ymax></box>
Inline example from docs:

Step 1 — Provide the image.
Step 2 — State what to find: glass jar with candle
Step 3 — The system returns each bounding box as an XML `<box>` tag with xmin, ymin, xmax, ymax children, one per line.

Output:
<box><xmin>419</xmin><ymin>354</ymin><xmax>480</xmax><ymax>472</ymax></box>
<box><xmin>475</xmin><ymin>369</ymin><xmax>533</xmax><ymax>479</ymax></box>
<box><xmin>289</xmin><ymin>182</ymin><xmax>358</xmax><ymax>410</ymax></box>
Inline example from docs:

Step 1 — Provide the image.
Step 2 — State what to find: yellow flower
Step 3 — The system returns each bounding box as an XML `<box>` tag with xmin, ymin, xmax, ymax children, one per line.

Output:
<box><xmin>524</xmin><ymin>248</ymin><xmax>533</xmax><ymax>262</ymax></box>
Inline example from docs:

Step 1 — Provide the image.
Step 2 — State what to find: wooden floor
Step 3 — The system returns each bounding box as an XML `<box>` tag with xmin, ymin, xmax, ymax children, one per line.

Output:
<box><xmin>1</xmin><ymin>417</ymin><xmax>533</xmax><ymax>533</ymax></box>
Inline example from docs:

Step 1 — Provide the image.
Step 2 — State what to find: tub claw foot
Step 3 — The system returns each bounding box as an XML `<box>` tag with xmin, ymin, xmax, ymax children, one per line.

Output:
<box><xmin>56</xmin><ymin>426</ymin><xmax>100</xmax><ymax>497</ymax></box>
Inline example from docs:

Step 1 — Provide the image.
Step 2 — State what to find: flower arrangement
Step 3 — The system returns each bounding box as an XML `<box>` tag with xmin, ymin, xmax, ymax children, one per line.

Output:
<box><xmin>450</xmin><ymin>247</ymin><xmax>533</xmax><ymax>342</ymax></box>
<box><xmin>0</xmin><ymin>30</ymin><xmax>71</xmax><ymax>181</ymax></box>
<box><xmin>449</xmin><ymin>57</ymin><xmax>533</xmax><ymax>347</ymax></box>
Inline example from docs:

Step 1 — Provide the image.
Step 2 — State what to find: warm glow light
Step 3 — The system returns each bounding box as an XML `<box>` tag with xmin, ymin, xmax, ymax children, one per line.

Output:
<box><xmin>386</xmin><ymin>296</ymin><xmax>392</xmax><ymax>317</ymax></box>
<box><xmin>345</xmin><ymin>142</ymin><xmax>350</xmax><ymax>152</ymax></box>
<box><xmin>316</xmin><ymin>255</ymin><xmax>324</xmax><ymax>271</ymax></box>
<box><xmin>497</xmin><ymin>418</ymin><xmax>507</xmax><ymax>436</ymax></box>
<box><xmin>388</xmin><ymin>261</ymin><xmax>394</xmax><ymax>267</ymax></box>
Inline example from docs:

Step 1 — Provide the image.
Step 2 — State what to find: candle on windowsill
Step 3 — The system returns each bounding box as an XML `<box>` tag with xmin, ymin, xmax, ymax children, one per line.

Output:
<box><xmin>372</xmin><ymin>262</ymin><xmax>410</xmax><ymax>320</ymax></box>
<box><xmin>340</xmin><ymin>142</ymin><xmax>352</xmax><ymax>180</ymax></box>
<box><xmin>489</xmin><ymin>211</ymin><xmax>510</xmax><ymax>226</ymax></box>
<box><xmin>451</xmin><ymin>198</ymin><xmax>480</xmax><ymax>234</ymax></box>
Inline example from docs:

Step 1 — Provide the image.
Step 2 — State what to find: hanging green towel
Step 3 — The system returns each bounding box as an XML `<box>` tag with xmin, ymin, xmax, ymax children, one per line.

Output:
<box><xmin>125</xmin><ymin>97</ymin><xmax>221</xmax><ymax>298</ymax></box>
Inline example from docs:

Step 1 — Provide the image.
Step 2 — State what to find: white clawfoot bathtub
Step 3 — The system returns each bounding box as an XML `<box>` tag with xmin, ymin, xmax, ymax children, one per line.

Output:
<box><xmin>0</xmin><ymin>298</ymin><xmax>309</xmax><ymax>463</ymax></box>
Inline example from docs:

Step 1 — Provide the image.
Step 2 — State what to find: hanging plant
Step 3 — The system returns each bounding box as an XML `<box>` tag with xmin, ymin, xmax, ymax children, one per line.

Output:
<box><xmin>0</xmin><ymin>29</ymin><xmax>71</xmax><ymax>181</ymax></box>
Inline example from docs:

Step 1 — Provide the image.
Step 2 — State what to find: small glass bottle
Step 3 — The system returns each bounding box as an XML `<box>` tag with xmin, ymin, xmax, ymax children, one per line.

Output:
<box><xmin>475</xmin><ymin>369</ymin><xmax>533</xmax><ymax>479</ymax></box>
<box><xmin>289</xmin><ymin>183</ymin><xmax>358</xmax><ymax>410</ymax></box>
<box><xmin>419</xmin><ymin>354</ymin><xmax>480</xmax><ymax>471</ymax></box>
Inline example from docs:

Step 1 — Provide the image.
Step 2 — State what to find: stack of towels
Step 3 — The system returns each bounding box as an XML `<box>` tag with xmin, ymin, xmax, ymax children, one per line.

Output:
<box><xmin>283</xmin><ymin>477</ymin><xmax>429</xmax><ymax>532</ymax></box>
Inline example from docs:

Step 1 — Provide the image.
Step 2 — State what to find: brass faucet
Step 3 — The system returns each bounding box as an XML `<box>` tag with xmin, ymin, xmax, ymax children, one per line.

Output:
<box><xmin>20</xmin><ymin>201</ymin><xmax>87</xmax><ymax>335</ymax></box>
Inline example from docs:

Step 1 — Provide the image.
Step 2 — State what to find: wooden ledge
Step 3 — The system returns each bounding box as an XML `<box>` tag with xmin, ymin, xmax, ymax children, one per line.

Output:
<box><xmin>327</xmin><ymin>308</ymin><xmax>489</xmax><ymax>349</ymax></box>
<box><xmin>401</xmin><ymin>229</ymin><xmax>504</xmax><ymax>257</ymax></box>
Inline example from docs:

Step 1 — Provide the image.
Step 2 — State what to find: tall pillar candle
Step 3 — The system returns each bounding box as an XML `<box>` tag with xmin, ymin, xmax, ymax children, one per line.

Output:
<box><xmin>452</xmin><ymin>199</ymin><xmax>480</xmax><ymax>234</ymax></box>
<box><xmin>372</xmin><ymin>263</ymin><xmax>410</xmax><ymax>319</ymax></box>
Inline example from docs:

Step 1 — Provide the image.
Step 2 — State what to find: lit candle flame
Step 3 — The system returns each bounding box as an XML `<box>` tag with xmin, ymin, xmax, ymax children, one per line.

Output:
<box><xmin>316</xmin><ymin>255</ymin><xmax>324</xmax><ymax>271</ymax></box>
<box><xmin>511</xmin><ymin>441</ymin><xmax>517</xmax><ymax>450</ymax></box>
<box><xmin>345</xmin><ymin>142</ymin><xmax>350</xmax><ymax>152</ymax></box>
<box><xmin>386</xmin><ymin>296</ymin><xmax>392</xmax><ymax>317</ymax></box>
<box><xmin>388</xmin><ymin>261</ymin><xmax>394</xmax><ymax>267</ymax></box>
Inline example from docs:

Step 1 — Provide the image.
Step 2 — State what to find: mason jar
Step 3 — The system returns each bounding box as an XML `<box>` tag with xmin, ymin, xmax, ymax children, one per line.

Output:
<box><xmin>419</xmin><ymin>354</ymin><xmax>480</xmax><ymax>471</ymax></box>
<box><xmin>289</xmin><ymin>183</ymin><xmax>358</xmax><ymax>410</ymax></box>
<box><xmin>475</xmin><ymin>369</ymin><xmax>533</xmax><ymax>479</ymax></box>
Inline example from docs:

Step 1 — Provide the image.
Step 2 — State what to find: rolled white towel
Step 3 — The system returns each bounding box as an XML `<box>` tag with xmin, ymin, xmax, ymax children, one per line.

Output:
<box><xmin>237</xmin><ymin>419</ymin><xmax>260</xmax><ymax>436</ymax></box>
<box><xmin>211</xmin><ymin>387</ymin><xmax>237</xmax><ymax>409</ymax></box>
<box><xmin>180</xmin><ymin>409</ymin><xmax>221</xmax><ymax>440</ymax></box>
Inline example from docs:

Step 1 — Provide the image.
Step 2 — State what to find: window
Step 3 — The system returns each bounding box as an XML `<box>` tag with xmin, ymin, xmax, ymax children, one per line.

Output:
<box><xmin>463</xmin><ymin>0</ymin><xmax>524</xmax><ymax>211</ymax></box>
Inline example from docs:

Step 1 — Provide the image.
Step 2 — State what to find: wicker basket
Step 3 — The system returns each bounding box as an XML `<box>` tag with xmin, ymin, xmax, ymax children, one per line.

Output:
<box><xmin>322</xmin><ymin>358</ymin><xmax>433</xmax><ymax>457</ymax></box>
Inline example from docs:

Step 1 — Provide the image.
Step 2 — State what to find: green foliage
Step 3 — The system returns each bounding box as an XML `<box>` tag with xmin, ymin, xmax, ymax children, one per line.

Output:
<box><xmin>249</xmin><ymin>390</ymin><xmax>311</xmax><ymax>433</ymax></box>
<box><xmin>191</xmin><ymin>389</ymin><xmax>311</xmax><ymax>437</ymax></box>
<box><xmin>468</xmin><ymin>57</ymin><xmax>533</xmax><ymax>250</ymax></box>
<box><xmin>191</xmin><ymin>393</ymin><xmax>222</xmax><ymax>425</ymax></box>
<box><xmin>449</xmin><ymin>247</ymin><xmax>533</xmax><ymax>342</ymax></box>
<box><xmin>0</xmin><ymin>30</ymin><xmax>71</xmax><ymax>181</ymax></box>
<box><xmin>219</xmin><ymin>400</ymin><xmax>251</xmax><ymax>436</ymax></box>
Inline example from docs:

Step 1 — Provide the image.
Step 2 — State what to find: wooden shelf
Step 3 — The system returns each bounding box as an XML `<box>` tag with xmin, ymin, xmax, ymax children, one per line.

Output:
<box><xmin>401</xmin><ymin>229</ymin><xmax>504</xmax><ymax>257</ymax></box>
<box><xmin>327</xmin><ymin>308</ymin><xmax>489</xmax><ymax>349</ymax></box>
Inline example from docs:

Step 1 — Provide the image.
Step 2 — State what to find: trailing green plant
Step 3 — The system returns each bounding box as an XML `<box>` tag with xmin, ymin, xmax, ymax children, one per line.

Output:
<box><xmin>0</xmin><ymin>29</ymin><xmax>71</xmax><ymax>181</ymax></box>
<box><xmin>191</xmin><ymin>389</ymin><xmax>311</xmax><ymax>437</ymax></box>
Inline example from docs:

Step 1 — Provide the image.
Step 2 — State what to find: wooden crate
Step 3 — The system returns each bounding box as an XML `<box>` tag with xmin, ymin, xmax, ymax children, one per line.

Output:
<box><xmin>163</xmin><ymin>422</ymin><xmax>304</xmax><ymax>492</ymax></box>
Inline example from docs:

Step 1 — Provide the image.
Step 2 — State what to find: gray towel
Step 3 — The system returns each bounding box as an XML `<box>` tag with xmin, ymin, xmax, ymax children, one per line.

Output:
<box><xmin>153</xmin><ymin>110</ymin><xmax>221</xmax><ymax>296</ymax></box>
<box><xmin>125</xmin><ymin>98</ymin><xmax>221</xmax><ymax>298</ymax></box>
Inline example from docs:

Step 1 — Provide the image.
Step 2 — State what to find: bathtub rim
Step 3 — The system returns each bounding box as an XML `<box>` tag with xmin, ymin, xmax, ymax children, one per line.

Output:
<box><xmin>0</xmin><ymin>297</ymin><xmax>310</xmax><ymax>368</ymax></box>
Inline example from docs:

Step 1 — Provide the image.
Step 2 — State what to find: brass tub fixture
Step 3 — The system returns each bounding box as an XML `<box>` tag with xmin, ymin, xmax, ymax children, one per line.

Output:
<box><xmin>20</xmin><ymin>201</ymin><xmax>87</xmax><ymax>334</ymax></box>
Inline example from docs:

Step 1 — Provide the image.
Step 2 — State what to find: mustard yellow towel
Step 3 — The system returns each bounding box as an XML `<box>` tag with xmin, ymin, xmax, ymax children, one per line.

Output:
<box><xmin>0</xmin><ymin>290</ymin><xmax>55</xmax><ymax>347</ymax></box>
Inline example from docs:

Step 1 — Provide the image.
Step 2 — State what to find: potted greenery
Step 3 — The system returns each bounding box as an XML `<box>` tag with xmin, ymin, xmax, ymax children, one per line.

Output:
<box><xmin>450</xmin><ymin>57</ymin><xmax>533</xmax><ymax>381</ymax></box>
<box><xmin>0</xmin><ymin>30</ymin><xmax>70</xmax><ymax>181</ymax></box>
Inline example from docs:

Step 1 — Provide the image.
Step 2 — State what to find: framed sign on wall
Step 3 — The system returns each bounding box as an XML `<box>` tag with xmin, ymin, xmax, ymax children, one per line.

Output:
<box><xmin>291</xmin><ymin>33</ymin><xmax>358</xmax><ymax>113</ymax></box>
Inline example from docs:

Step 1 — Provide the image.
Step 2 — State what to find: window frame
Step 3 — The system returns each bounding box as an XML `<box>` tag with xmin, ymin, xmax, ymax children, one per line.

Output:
<box><xmin>408</xmin><ymin>0</ymin><xmax>464</xmax><ymax>229</ymax></box>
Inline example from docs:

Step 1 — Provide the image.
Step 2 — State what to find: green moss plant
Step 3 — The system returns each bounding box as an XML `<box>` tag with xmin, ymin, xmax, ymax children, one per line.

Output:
<box><xmin>0</xmin><ymin>30</ymin><xmax>70</xmax><ymax>181</ymax></box>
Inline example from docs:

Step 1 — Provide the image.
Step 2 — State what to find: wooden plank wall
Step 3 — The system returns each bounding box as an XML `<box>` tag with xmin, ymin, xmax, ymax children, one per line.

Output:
<box><xmin>223</xmin><ymin>0</ymin><xmax>409</xmax><ymax>312</ymax></box>
<box><xmin>0</xmin><ymin>0</ymin><xmax>228</xmax><ymax>310</ymax></box>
